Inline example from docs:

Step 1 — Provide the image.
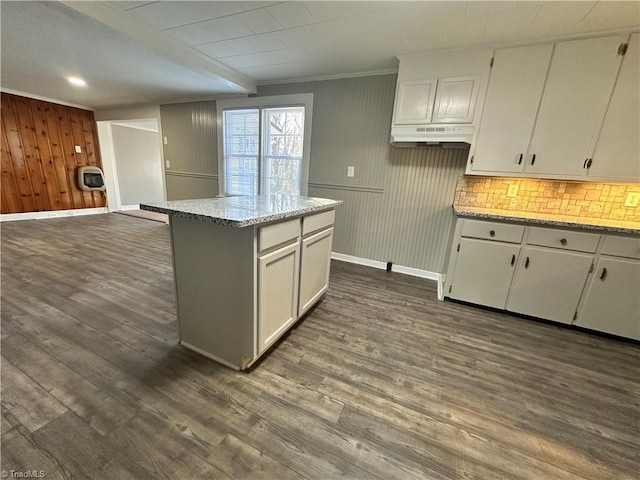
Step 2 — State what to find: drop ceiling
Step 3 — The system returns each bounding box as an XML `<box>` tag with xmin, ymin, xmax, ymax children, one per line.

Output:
<box><xmin>1</xmin><ymin>1</ymin><xmax>638</xmax><ymax>110</ymax></box>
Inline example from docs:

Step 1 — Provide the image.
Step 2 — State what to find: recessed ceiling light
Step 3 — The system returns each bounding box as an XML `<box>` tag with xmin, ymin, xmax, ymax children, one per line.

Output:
<box><xmin>67</xmin><ymin>77</ymin><xmax>87</xmax><ymax>87</ymax></box>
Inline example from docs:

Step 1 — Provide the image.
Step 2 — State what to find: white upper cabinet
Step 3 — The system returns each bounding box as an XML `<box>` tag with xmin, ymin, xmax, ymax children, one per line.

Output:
<box><xmin>394</xmin><ymin>76</ymin><xmax>480</xmax><ymax>125</ymax></box>
<box><xmin>588</xmin><ymin>33</ymin><xmax>640</xmax><ymax>182</ymax></box>
<box><xmin>468</xmin><ymin>33</ymin><xmax>630</xmax><ymax>180</ymax></box>
<box><xmin>469</xmin><ymin>44</ymin><xmax>553</xmax><ymax>173</ymax></box>
<box><xmin>432</xmin><ymin>76</ymin><xmax>480</xmax><ymax>124</ymax></box>
<box><xmin>525</xmin><ymin>35</ymin><xmax>625</xmax><ymax>177</ymax></box>
<box><xmin>391</xmin><ymin>48</ymin><xmax>492</xmax><ymax>134</ymax></box>
<box><xmin>393</xmin><ymin>80</ymin><xmax>437</xmax><ymax>125</ymax></box>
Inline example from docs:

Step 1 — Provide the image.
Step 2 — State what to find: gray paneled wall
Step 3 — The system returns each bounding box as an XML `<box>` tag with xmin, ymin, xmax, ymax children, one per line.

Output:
<box><xmin>165</xmin><ymin>173</ymin><xmax>219</xmax><ymax>201</ymax></box>
<box><xmin>259</xmin><ymin>75</ymin><xmax>467</xmax><ymax>273</ymax></box>
<box><xmin>160</xmin><ymin>101</ymin><xmax>218</xmax><ymax>200</ymax></box>
<box><xmin>160</xmin><ymin>74</ymin><xmax>466</xmax><ymax>273</ymax></box>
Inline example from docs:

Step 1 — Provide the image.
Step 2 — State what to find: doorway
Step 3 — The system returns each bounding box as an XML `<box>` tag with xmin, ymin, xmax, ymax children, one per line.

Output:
<box><xmin>97</xmin><ymin>119</ymin><xmax>165</xmax><ymax>212</ymax></box>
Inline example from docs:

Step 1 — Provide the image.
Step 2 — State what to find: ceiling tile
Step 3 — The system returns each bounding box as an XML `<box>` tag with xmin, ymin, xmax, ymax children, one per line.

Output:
<box><xmin>238</xmin><ymin>62</ymin><xmax>313</xmax><ymax>81</ymax></box>
<box><xmin>441</xmin><ymin>16</ymin><xmax>488</xmax><ymax>48</ymax></box>
<box><xmin>350</xmin><ymin>2</ymin><xmax>397</xmax><ymax>14</ymax></box>
<box><xmin>245</xmin><ymin>33</ymin><xmax>287</xmax><ymax>52</ymax></box>
<box><xmin>582</xmin><ymin>1</ymin><xmax>640</xmax><ymax>23</ymax></box>
<box><xmin>408</xmin><ymin>1</ymin><xmax>467</xmax><ymax>23</ymax></box>
<box><xmin>236</xmin><ymin>1</ymin><xmax>281</xmax><ymax>11</ymax></box>
<box><xmin>219</xmin><ymin>53</ymin><xmax>267</xmax><ymax>69</ymax></box>
<box><xmin>235</xmin><ymin>9</ymin><xmax>282</xmax><ymax>34</ymax></box>
<box><xmin>109</xmin><ymin>1</ymin><xmax>156</xmax><ymax>11</ymax></box>
<box><xmin>273</xmin><ymin>27</ymin><xmax>315</xmax><ymax>48</ymax></box>
<box><xmin>303</xmin><ymin>15</ymin><xmax>360</xmax><ymax>43</ymax></box>
<box><xmin>127</xmin><ymin>1</ymin><xmax>245</xmax><ymax>30</ymax></box>
<box><xmin>266</xmin><ymin>2</ymin><xmax>316</xmax><ymax>28</ymax></box>
<box><xmin>196</xmin><ymin>38</ymin><xmax>261</xmax><ymax>59</ymax></box>
<box><xmin>167</xmin><ymin>17</ymin><xmax>253</xmax><ymax>45</ymax></box>
<box><xmin>303</xmin><ymin>2</ymin><xmax>356</xmax><ymax>22</ymax></box>
<box><xmin>483</xmin><ymin>4</ymin><xmax>542</xmax><ymax>42</ymax></box>
<box><xmin>465</xmin><ymin>1</ymin><xmax>517</xmax><ymax>19</ymax></box>
<box><xmin>533</xmin><ymin>2</ymin><xmax>596</xmax><ymax>27</ymax></box>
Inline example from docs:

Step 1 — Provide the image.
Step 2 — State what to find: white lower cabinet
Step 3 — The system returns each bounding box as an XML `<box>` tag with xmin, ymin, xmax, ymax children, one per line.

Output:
<box><xmin>506</xmin><ymin>247</ymin><xmax>593</xmax><ymax>324</ymax></box>
<box><xmin>577</xmin><ymin>255</ymin><xmax>640</xmax><ymax>340</ymax></box>
<box><xmin>445</xmin><ymin>218</ymin><xmax>639</xmax><ymax>340</ymax></box>
<box><xmin>449</xmin><ymin>238</ymin><xmax>519</xmax><ymax>309</ymax></box>
<box><xmin>257</xmin><ymin>241</ymin><xmax>300</xmax><ymax>354</ymax></box>
<box><xmin>299</xmin><ymin>227</ymin><xmax>333</xmax><ymax>316</ymax></box>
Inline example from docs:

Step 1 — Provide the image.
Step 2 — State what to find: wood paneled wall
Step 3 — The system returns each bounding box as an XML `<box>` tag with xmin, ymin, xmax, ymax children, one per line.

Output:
<box><xmin>1</xmin><ymin>92</ymin><xmax>105</xmax><ymax>214</ymax></box>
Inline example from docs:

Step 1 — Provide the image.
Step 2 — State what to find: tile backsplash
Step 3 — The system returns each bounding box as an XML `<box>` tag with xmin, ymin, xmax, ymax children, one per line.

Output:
<box><xmin>454</xmin><ymin>176</ymin><xmax>640</xmax><ymax>224</ymax></box>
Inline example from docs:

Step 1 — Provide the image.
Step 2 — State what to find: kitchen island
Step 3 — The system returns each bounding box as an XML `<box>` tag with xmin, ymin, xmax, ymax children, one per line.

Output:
<box><xmin>141</xmin><ymin>195</ymin><xmax>342</xmax><ymax>370</ymax></box>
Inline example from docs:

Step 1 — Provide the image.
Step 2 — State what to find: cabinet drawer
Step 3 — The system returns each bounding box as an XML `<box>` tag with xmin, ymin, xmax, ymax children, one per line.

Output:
<box><xmin>461</xmin><ymin>220</ymin><xmax>524</xmax><ymax>243</ymax></box>
<box><xmin>601</xmin><ymin>235</ymin><xmax>640</xmax><ymax>259</ymax></box>
<box><xmin>302</xmin><ymin>210</ymin><xmax>335</xmax><ymax>237</ymax></box>
<box><xmin>258</xmin><ymin>218</ymin><xmax>300</xmax><ymax>253</ymax></box>
<box><xmin>526</xmin><ymin>227</ymin><xmax>599</xmax><ymax>253</ymax></box>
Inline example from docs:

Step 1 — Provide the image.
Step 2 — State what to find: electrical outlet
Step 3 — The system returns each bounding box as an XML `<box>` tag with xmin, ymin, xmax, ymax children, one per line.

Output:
<box><xmin>163</xmin><ymin>136</ymin><xmax>168</xmax><ymax>145</ymax></box>
<box><xmin>347</xmin><ymin>166</ymin><xmax>354</xmax><ymax>177</ymax></box>
<box><xmin>624</xmin><ymin>191</ymin><xmax>640</xmax><ymax>207</ymax></box>
<box><xmin>74</xmin><ymin>145</ymin><xmax>82</xmax><ymax>153</ymax></box>
<box><xmin>507</xmin><ymin>184</ymin><xmax>519</xmax><ymax>198</ymax></box>
<box><xmin>165</xmin><ymin>160</ymin><xmax>171</xmax><ymax>169</ymax></box>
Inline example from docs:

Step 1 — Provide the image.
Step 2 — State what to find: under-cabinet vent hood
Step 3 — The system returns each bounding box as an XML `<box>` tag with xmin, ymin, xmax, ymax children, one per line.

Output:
<box><xmin>391</xmin><ymin>125</ymin><xmax>474</xmax><ymax>147</ymax></box>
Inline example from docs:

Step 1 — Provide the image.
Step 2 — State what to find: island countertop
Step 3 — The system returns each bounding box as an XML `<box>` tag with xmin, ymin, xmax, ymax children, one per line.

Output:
<box><xmin>140</xmin><ymin>195</ymin><xmax>342</xmax><ymax>227</ymax></box>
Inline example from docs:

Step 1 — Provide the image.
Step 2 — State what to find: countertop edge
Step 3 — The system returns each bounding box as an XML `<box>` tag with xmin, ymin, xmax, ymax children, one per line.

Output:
<box><xmin>453</xmin><ymin>207</ymin><xmax>640</xmax><ymax>235</ymax></box>
<box><xmin>140</xmin><ymin>201</ymin><xmax>342</xmax><ymax>227</ymax></box>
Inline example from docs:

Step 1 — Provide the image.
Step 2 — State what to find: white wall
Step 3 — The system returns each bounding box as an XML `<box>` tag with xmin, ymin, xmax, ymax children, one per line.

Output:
<box><xmin>94</xmin><ymin>105</ymin><xmax>162</xmax><ymax>122</ymax></box>
<box><xmin>95</xmin><ymin>105</ymin><xmax>167</xmax><ymax>208</ymax></box>
<box><xmin>111</xmin><ymin>124</ymin><xmax>164</xmax><ymax>206</ymax></box>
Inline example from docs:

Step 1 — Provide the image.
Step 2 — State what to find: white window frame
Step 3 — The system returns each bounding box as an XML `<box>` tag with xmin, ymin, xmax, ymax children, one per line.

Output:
<box><xmin>216</xmin><ymin>93</ymin><xmax>314</xmax><ymax>197</ymax></box>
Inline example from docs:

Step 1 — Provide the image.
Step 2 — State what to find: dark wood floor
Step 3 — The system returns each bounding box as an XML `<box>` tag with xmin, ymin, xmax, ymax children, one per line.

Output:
<box><xmin>1</xmin><ymin>214</ymin><xmax>638</xmax><ymax>479</ymax></box>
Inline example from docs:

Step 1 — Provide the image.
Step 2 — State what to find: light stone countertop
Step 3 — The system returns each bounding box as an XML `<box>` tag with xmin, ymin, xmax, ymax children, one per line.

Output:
<box><xmin>141</xmin><ymin>195</ymin><xmax>342</xmax><ymax>228</ymax></box>
<box><xmin>454</xmin><ymin>206</ymin><xmax>640</xmax><ymax>235</ymax></box>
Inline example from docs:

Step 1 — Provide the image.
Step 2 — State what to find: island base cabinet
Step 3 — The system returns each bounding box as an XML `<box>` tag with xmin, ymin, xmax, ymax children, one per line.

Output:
<box><xmin>449</xmin><ymin>238</ymin><xmax>520</xmax><ymax>309</ymax></box>
<box><xmin>299</xmin><ymin>227</ymin><xmax>333</xmax><ymax>316</ymax></box>
<box><xmin>506</xmin><ymin>247</ymin><xmax>592</xmax><ymax>324</ymax></box>
<box><xmin>577</xmin><ymin>257</ymin><xmax>640</xmax><ymax>340</ymax></box>
<box><xmin>257</xmin><ymin>242</ymin><xmax>300</xmax><ymax>354</ymax></box>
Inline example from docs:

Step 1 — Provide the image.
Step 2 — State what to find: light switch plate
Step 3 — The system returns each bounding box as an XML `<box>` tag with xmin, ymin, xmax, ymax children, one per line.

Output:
<box><xmin>163</xmin><ymin>136</ymin><xmax>168</xmax><ymax>145</ymax></box>
<box><xmin>74</xmin><ymin>145</ymin><xmax>82</xmax><ymax>153</ymax></box>
<box><xmin>347</xmin><ymin>166</ymin><xmax>354</xmax><ymax>177</ymax></box>
<box><xmin>507</xmin><ymin>184</ymin><xmax>519</xmax><ymax>198</ymax></box>
<box><xmin>165</xmin><ymin>160</ymin><xmax>170</xmax><ymax>169</ymax></box>
<box><xmin>624</xmin><ymin>191</ymin><xmax>640</xmax><ymax>207</ymax></box>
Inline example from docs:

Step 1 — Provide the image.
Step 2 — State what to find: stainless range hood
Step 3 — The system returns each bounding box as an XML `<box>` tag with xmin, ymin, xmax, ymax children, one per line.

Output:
<box><xmin>390</xmin><ymin>125</ymin><xmax>474</xmax><ymax>148</ymax></box>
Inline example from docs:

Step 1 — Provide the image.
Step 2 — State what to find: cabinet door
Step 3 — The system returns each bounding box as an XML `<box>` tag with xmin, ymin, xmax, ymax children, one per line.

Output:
<box><xmin>507</xmin><ymin>247</ymin><xmax>592</xmax><ymax>324</ymax></box>
<box><xmin>470</xmin><ymin>44</ymin><xmax>552</xmax><ymax>173</ymax></box>
<box><xmin>299</xmin><ymin>227</ymin><xmax>333</xmax><ymax>316</ymax></box>
<box><xmin>577</xmin><ymin>257</ymin><xmax>640</xmax><ymax>340</ymax></box>
<box><xmin>449</xmin><ymin>238</ymin><xmax>520</xmax><ymax>309</ymax></box>
<box><xmin>432</xmin><ymin>75</ymin><xmax>479</xmax><ymax>124</ymax></box>
<box><xmin>393</xmin><ymin>80</ymin><xmax>437</xmax><ymax>125</ymax></box>
<box><xmin>588</xmin><ymin>33</ymin><xmax>640</xmax><ymax>182</ymax></box>
<box><xmin>525</xmin><ymin>35</ymin><xmax>625</xmax><ymax>177</ymax></box>
<box><xmin>257</xmin><ymin>242</ymin><xmax>300</xmax><ymax>353</ymax></box>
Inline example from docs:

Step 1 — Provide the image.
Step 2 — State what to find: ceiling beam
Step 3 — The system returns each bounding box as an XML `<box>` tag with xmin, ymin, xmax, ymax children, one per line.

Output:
<box><xmin>59</xmin><ymin>0</ymin><xmax>256</xmax><ymax>94</ymax></box>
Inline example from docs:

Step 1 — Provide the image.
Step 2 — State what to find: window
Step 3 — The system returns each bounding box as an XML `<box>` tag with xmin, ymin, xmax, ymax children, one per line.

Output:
<box><xmin>217</xmin><ymin>94</ymin><xmax>313</xmax><ymax>197</ymax></box>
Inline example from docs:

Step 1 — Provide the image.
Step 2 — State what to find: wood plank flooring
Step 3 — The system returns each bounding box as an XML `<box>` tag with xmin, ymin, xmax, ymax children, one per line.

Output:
<box><xmin>1</xmin><ymin>213</ymin><xmax>638</xmax><ymax>479</ymax></box>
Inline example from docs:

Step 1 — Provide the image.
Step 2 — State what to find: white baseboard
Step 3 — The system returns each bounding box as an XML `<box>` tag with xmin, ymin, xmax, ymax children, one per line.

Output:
<box><xmin>119</xmin><ymin>205</ymin><xmax>140</xmax><ymax>211</ymax></box>
<box><xmin>331</xmin><ymin>252</ymin><xmax>444</xmax><ymax>299</ymax></box>
<box><xmin>0</xmin><ymin>207</ymin><xmax>108</xmax><ymax>222</ymax></box>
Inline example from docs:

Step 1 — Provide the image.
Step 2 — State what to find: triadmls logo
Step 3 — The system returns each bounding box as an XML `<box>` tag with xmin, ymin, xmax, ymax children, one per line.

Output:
<box><xmin>1</xmin><ymin>471</ymin><xmax>46</xmax><ymax>479</ymax></box>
